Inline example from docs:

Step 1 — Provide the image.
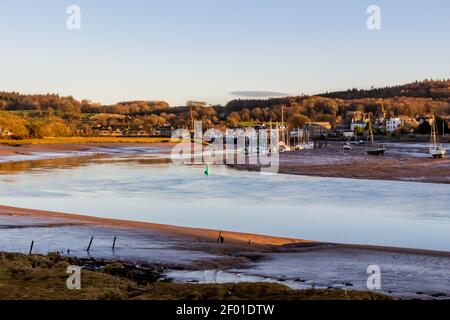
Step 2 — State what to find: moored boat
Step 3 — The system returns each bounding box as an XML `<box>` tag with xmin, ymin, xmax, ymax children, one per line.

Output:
<box><xmin>343</xmin><ymin>142</ymin><xmax>352</xmax><ymax>150</ymax></box>
<box><xmin>429</xmin><ymin>114</ymin><xmax>446</xmax><ymax>158</ymax></box>
<box><xmin>366</xmin><ymin>115</ymin><xmax>386</xmax><ymax>156</ymax></box>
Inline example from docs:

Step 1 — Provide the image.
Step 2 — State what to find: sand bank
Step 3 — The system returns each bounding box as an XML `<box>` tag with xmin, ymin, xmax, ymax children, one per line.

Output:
<box><xmin>0</xmin><ymin>142</ymin><xmax>175</xmax><ymax>156</ymax></box>
<box><xmin>0</xmin><ymin>205</ymin><xmax>307</xmax><ymax>246</ymax></box>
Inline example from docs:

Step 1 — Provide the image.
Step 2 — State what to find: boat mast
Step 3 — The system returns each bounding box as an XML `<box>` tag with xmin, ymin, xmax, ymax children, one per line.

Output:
<box><xmin>431</xmin><ymin>114</ymin><xmax>438</xmax><ymax>147</ymax></box>
<box><xmin>269</xmin><ymin>118</ymin><xmax>273</xmax><ymax>150</ymax></box>
<box><xmin>281</xmin><ymin>105</ymin><xmax>285</xmax><ymax>144</ymax></box>
<box><xmin>368</xmin><ymin>115</ymin><xmax>375</xmax><ymax>145</ymax></box>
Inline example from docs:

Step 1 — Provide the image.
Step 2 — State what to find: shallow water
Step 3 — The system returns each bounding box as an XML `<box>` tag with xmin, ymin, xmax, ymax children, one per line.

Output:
<box><xmin>0</xmin><ymin>215</ymin><xmax>215</xmax><ymax>264</ymax></box>
<box><xmin>0</xmin><ymin>150</ymin><xmax>449</xmax><ymax>252</ymax></box>
<box><xmin>166</xmin><ymin>248</ymin><xmax>450</xmax><ymax>299</ymax></box>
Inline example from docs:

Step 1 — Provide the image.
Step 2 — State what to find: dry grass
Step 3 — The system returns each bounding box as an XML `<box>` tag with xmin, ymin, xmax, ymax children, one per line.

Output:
<box><xmin>135</xmin><ymin>283</ymin><xmax>391</xmax><ymax>300</ymax></box>
<box><xmin>0</xmin><ymin>252</ymin><xmax>133</xmax><ymax>300</ymax></box>
<box><xmin>0</xmin><ymin>252</ymin><xmax>392</xmax><ymax>300</ymax></box>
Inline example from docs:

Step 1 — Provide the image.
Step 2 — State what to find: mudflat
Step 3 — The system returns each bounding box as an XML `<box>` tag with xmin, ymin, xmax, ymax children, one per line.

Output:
<box><xmin>232</xmin><ymin>143</ymin><xmax>450</xmax><ymax>184</ymax></box>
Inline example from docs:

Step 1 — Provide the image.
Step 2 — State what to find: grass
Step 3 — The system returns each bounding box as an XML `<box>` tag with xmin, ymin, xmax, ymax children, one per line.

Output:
<box><xmin>0</xmin><ymin>252</ymin><xmax>392</xmax><ymax>300</ymax></box>
<box><xmin>0</xmin><ymin>136</ymin><xmax>174</xmax><ymax>146</ymax></box>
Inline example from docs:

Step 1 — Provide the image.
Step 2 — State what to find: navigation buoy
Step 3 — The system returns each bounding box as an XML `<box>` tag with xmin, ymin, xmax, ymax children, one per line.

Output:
<box><xmin>204</xmin><ymin>164</ymin><xmax>211</xmax><ymax>176</ymax></box>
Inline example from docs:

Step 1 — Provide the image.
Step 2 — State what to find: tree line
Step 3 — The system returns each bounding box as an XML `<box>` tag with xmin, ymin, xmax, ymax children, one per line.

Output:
<box><xmin>1</xmin><ymin>80</ymin><xmax>450</xmax><ymax>139</ymax></box>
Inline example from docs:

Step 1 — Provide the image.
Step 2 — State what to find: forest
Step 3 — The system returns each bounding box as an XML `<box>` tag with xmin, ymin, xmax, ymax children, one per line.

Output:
<box><xmin>1</xmin><ymin>80</ymin><xmax>449</xmax><ymax>139</ymax></box>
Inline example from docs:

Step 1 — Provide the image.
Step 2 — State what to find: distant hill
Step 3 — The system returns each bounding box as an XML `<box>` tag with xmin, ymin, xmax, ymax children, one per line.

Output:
<box><xmin>319</xmin><ymin>79</ymin><xmax>450</xmax><ymax>100</ymax></box>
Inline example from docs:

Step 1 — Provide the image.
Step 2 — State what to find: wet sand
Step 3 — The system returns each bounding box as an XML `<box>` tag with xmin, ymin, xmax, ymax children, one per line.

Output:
<box><xmin>0</xmin><ymin>142</ymin><xmax>175</xmax><ymax>156</ymax></box>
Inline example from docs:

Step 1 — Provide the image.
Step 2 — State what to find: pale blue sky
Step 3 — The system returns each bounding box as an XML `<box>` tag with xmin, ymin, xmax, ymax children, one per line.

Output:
<box><xmin>0</xmin><ymin>0</ymin><xmax>449</xmax><ymax>106</ymax></box>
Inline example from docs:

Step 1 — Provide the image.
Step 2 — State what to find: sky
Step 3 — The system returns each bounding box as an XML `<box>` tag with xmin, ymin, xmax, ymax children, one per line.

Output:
<box><xmin>0</xmin><ymin>0</ymin><xmax>449</xmax><ymax>106</ymax></box>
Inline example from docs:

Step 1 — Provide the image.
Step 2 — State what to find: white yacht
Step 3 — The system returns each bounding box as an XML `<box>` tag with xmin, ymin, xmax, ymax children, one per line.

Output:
<box><xmin>429</xmin><ymin>115</ymin><xmax>446</xmax><ymax>158</ymax></box>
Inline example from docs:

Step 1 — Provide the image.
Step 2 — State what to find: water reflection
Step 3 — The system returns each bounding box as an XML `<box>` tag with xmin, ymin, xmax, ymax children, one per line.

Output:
<box><xmin>0</xmin><ymin>156</ymin><xmax>98</xmax><ymax>174</ymax></box>
<box><xmin>0</xmin><ymin>155</ymin><xmax>170</xmax><ymax>175</ymax></box>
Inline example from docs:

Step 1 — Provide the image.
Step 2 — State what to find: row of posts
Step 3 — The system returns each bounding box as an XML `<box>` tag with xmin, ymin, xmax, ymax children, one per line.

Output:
<box><xmin>27</xmin><ymin>231</ymin><xmax>236</xmax><ymax>256</ymax></box>
<box><xmin>28</xmin><ymin>235</ymin><xmax>117</xmax><ymax>255</ymax></box>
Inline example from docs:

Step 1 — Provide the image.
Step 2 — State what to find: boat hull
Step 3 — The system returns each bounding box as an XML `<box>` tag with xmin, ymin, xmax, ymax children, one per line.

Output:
<box><xmin>429</xmin><ymin>147</ymin><xmax>446</xmax><ymax>159</ymax></box>
<box><xmin>366</xmin><ymin>148</ymin><xmax>386</xmax><ymax>156</ymax></box>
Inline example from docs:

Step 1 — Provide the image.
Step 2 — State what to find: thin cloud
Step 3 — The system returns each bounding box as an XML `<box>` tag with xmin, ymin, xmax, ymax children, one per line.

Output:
<box><xmin>229</xmin><ymin>91</ymin><xmax>290</xmax><ymax>98</ymax></box>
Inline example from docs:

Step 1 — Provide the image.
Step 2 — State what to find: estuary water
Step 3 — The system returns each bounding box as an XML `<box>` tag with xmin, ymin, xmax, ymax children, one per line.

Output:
<box><xmin>0</xmin><ymin>150</ymin><xmax>449</xmax><ymax>252</ymax></box>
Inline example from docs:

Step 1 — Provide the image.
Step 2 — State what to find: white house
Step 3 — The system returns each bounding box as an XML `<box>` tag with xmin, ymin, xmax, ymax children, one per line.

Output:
<box><xmin>385</xmin><ymin>118</ymin><xmax>405</xmax><ymax>132</ymax></box>
<box><xmin>351</xmin><ymin>120</ymin><xmax>367</xmax><ymax>131</ymax></box>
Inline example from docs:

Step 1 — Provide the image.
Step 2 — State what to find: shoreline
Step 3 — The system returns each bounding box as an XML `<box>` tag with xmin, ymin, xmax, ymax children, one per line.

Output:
<box><xmin>0</xmin><ymin>204</ymin><xmax>307</xmax><ymax>246</ymax></box>
<box><xmin>1</xmin><ymin>204</ymin><xmax>449</xmax><ymax>257</ymax></box>
<box><xmin>0</xmin><ymin>251</ymin><xmax>392</xmax><ymax>300</ymax></box>
<box><xmin>0</xmin><ymin>141</ymin><xmax>176</xmax><ymax>157</ymax></box>
<box><xmin>1</xmin><ymin>205</ymin><xmax>449</xmax><ymax>299</ymax></box>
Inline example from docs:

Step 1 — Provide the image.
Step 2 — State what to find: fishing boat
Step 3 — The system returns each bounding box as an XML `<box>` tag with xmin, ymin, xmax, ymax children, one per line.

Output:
<box><xmin>429</xmin><ymin>115</ymin><xmax>446</xmax><ymax>158</ymax></box>
<box><xmin>366</xmin><ymin>116</ymin><xmax>386</xmax><ymax>156</ymax></box>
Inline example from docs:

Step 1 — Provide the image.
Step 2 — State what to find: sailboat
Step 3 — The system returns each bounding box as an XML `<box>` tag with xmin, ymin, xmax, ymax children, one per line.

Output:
<box><xmin>293</xmin><ymin>128</ymin><xmax>304</xmax><ymax>150</ymax></box>
<box><xmin>366</xmin><ymin>116</ymin><xmax>386</xmax><ymax>156</ymax></box>
<box><xmin>278</xmin><ymin>106</ymin><xmax>291</xmax><ymax>153</ymax></box>
<box><xmin>429</xmin><ymin>115</ymin><xmax>446</xmax><ymax>158</ymax></box>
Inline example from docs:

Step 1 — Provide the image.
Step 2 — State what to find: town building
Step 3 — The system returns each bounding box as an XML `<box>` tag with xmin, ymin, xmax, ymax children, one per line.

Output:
<box><xmin>385</xmin><ymin>118</ymin><xmax>405</xmax><ymax>132</ymax></box>
<box><xmin>158</xmin><ymin>125</ymin><xmax>173</xmax><ymax>137</ymax></box>
<box><xmin>350</xmin><ymin>120</ymin><xmax>367</xmax><ymax>131</ymax></box>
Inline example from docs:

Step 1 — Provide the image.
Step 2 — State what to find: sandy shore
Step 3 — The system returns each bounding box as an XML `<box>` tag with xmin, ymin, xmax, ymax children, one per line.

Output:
<box><xmin>0</xmin><ymin>205</ymin><xmax>306</xmax><ymax>246</ymax></box>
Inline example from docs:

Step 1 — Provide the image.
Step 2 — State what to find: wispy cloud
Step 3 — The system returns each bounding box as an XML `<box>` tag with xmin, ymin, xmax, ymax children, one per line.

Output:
<box><xmin>229</xmin><ymin>91</ymin><xmax>290</xmax><ymax>98</ymax></box>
